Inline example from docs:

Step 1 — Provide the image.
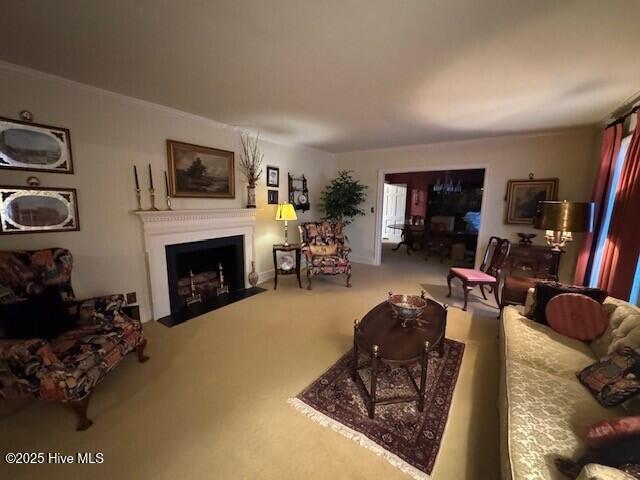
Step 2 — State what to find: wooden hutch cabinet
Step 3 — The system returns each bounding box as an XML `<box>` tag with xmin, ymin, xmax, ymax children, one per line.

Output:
<box><xmin>502</xmin><ymin>245</ymin><xmax>561</xmax><ymax>280</ymax></box>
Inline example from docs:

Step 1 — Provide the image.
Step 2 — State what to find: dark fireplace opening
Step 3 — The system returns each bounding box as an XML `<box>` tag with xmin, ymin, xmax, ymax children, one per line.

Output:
<box><xmin>165</xmin><ymin>235</ymin><xmax>245</xmax><ymax>315</ymax></box>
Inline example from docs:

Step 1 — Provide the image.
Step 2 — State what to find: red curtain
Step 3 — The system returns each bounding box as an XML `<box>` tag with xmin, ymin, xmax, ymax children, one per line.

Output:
<box><xmin>598</xmin><ymin>114</ymin><xmax>640</xmax><ymax>298</ymax></box>
<box><xmin>574</xmin><ymin>123</ymin><xmax>623</xmax><ymax>285</ymax></box>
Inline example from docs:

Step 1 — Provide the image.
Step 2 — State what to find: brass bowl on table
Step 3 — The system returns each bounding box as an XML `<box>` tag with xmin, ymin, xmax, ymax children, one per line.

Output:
<box><xmin>387</xmin><ymin>291</ymin><xmax>428</xmax><ymax>327</ymax></box>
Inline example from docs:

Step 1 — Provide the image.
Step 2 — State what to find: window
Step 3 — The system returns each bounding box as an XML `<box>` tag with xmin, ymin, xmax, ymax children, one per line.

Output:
<box><xmin>589</xmin><ymin>135</ymin><xmax>632</xmax><ymax>294</ymax></box>
<box><xmin>631</xmin><ymin>256</ymin><xmax>640</xmax><ymax>306</ymax></box>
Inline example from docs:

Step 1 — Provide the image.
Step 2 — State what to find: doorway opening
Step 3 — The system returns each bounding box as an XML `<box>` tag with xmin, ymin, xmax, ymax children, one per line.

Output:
<box><xmin>379</xmin><ymin>168</ymin><xmax>486</xmax><ymax>267</ymax></box>
<box><xmin>382</xmin><ymin>183</ymin><xmax>407</xmax><ymax>244</ymax></box>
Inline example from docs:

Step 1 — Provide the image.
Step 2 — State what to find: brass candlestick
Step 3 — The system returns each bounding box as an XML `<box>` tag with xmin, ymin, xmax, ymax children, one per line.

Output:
<box><xmin>166</xmin><ymin>195</ymin><xmax>172</xmax><ymax>210</ymax></box>
<box><xmin>148</xmin><ymin>188</ymin><xmax>160</xmax><ymax>211</ymax></box>
<box><xmin>135</xmin><ymin>189</ymin><xmax>143</xmax><ymax>211</ymax></box>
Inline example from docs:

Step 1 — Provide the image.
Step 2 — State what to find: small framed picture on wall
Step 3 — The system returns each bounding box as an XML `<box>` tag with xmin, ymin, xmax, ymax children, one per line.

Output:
<box><xmin>266</xmin><ymin>166</ymin><xmax>279</xmax><ymax>187</ymax></box>
<box><xmin>267</xmin><ymin>189</ymin><xmax>279</xmax><ymax>205</ymax></box>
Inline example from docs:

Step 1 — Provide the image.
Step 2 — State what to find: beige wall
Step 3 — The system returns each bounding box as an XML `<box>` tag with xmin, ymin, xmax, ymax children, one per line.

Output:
<box><xmin>0</xmin><ymin>64</ymin><xmax>335</xmax><ymax>321</ymax></box>
<box><xmin>336</xmin><ymin>129</ymin><xmax>599</xmax><ymax>282</ymax></box>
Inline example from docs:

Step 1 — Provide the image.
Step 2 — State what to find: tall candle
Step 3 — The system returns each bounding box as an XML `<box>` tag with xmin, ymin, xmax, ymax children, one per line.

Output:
<box><xmin>133</xmin><ymin>165</ymin><xmax>140</xmax><ymax>190</ymax></box>
<box><xmin>164</xmin><ymin>171</ymin><xmax>169</xmax><ymax>196</ymax></box>
<box><xmin>148</xmin><ymin>163</ymin><xmax>154</xmax><ymax>189</ymax></box>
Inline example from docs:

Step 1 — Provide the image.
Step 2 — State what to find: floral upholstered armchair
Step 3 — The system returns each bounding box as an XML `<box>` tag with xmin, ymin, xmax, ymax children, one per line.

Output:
<box><xmin>0</xmin><ymin>249</ymin><xmax>148</xmax><ymax>430</ymax></box>
<box><xmin>299</xmin><ymin>222</ymin><xmax>352</xmax><ymax>289</ymax></box>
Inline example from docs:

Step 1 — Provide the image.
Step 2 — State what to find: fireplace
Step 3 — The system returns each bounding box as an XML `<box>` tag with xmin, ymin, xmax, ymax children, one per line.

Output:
<box><xmin>134</xmin><ymin>208</ymin><xmax>259</xmax><ymax>322</ymax></box>
<box><xmin>165</xmin><ymin>235</ymin><xmax>245</xmax><ymax>315</ymax></box>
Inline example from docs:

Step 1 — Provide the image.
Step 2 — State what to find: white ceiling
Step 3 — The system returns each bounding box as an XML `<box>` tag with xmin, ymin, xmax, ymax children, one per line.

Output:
<box><xmin>1</xmin><ymin>0</ymin><xmax>638</xmax><ymax>153</ymax></box>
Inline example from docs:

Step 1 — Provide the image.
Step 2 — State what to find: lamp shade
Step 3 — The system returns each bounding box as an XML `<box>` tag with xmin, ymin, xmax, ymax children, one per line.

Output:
<box><xmin>534</xmin><ymin>201</ymin><xmax>594</xmax><ymax>233</ymax></box>
<box><xmin>275</xmin><ymin>203</ymin><xmax>297</xmax><ymax>221</ymax></box>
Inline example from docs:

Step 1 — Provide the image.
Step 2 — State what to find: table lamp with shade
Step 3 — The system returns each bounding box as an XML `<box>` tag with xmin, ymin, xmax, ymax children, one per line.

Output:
<box><xmin>534</xmin><ymin>200</ymin><xmax>594</xmax><ymax>252</ymax></box>
<box><xmin>276</xmin><ymin>203</ymin><xmax>297</xmax><ymax>246</ymax></box>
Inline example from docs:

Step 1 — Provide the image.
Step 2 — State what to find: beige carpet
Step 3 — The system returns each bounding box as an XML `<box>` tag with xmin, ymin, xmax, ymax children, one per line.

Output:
<box><xmin>0</xmin><ymin>245</ymin><xmax>500</xmax><ymax>479</ymax></box>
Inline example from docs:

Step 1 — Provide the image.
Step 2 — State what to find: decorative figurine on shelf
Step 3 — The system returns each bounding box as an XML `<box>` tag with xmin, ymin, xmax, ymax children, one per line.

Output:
<box><xmin>517</xmin><ymin>233</ymin><xmax>536</xmax><ymax>246</ymax></box>
<box><xmin>186</xmin><ymin>270</ymin><xmax>202</xmax><ymax>306</ymax></box>
<box><xmin>238</xmin><ymin>132</ymin><xmax>263</xmax><ymax>208</ymax></box>
<box><xmin>216</xmin><ymin>262</ymin><xmax>230</xmax><ymax>295</ymax></box>
<box><xmin>288</xmin><ymin>173</ymin><xmax>310</xmax><ymax>211</ymax></box>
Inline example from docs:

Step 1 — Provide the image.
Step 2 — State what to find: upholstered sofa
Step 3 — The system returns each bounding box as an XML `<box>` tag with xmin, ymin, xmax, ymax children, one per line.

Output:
<box><xmin>0</xmin><ymin>248</ymin><xmax>148</xmax><ymax>430</ymax></box>
<box><xmin>500</xmin><ymin>294</ymin><xmax>640</xmax><ymax>480</ymax></box>
<box><xmin>299</xmin><ymin>222</ymin><xmax>352</xmax><ymax>289</ymax></box>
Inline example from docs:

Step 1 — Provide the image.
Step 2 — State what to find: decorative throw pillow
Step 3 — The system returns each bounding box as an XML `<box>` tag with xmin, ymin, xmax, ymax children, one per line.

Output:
<box><xmin>555</xmin><ymin>436</ymin><xmax>640</xmax><ymax>479</ymax></box>
<box><xmin>591</xmin><ymin>306</ymin><xmax>640</xmax><ymax>360</ymax></box>
<box><xmin>531</xmin><ymin>281</ymin><xmax>607</xmax><ymax>325</ymax></box>
<box><xmin>546</xmin><ymin>293</ymin><xmax>609</xmax><ymax>341</ymax></box>
<box><xmin>577</xmin><ymin>347</ymin><xmax>640</xmax><ymax>407</ymax></box>
<box><xmin>621</xmin><ymin>464</ymin><xmax>640</xmax><ymax>479</ymax></box>
<box><xmin>584</xmin><ymin>416</ymin><xmax>640</xmax><ymax>448</ymax></box>
<box><xmin>309</xmin><ymin>244</ymin><xmax>338</xmax><ymax>256</ymax></box>
<box><xmin>0</xmin><ymin>287</ymin><xmax>75</xmax><ymax>340</ymax></box>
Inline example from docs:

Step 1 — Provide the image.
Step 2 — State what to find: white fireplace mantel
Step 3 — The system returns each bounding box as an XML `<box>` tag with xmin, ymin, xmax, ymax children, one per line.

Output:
<box><xmin>133</xmin><ymin>208</ymin><xmax>257</xmax><ymax>320</ymax></box>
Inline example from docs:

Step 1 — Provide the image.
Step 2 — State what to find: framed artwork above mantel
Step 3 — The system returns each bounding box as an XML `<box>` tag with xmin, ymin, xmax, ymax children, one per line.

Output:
<box><xmin>505</xmin><ymin>178</ymin><xmax>558</xmax><ymax>225</ymax></box>
<box><xmin>166</xmin><ymin>139</ymin><xmax>235</xmax><ymax>198</ymax></box>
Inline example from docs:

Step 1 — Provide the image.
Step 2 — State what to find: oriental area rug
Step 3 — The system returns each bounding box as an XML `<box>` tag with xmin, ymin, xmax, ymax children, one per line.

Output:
<box><xmin>288</xmin><ymin>339</ymin><xmax>465</xmax><ymax>480</ymax></box>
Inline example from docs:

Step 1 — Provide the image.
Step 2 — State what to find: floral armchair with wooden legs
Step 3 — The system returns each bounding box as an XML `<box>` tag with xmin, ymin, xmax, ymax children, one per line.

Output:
<box><xmin>0</xmin><ymin>248</ymin><xmax>148</xmax><ymax>431</ymax></box>
<box><xmin>299</xmin><ymin>222</ymin><xmax>352</xmax><ymax>289</ymax></box>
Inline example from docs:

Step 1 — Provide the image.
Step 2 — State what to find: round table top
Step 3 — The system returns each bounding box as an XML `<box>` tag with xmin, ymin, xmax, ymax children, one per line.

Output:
<box><xmin>387</xmin><ymin>223</ymin><xmax>425</xmax><ymax>231</ymax></box>
<box><xmin>355</xmin><ymin>300</ymin><xmax>446</xmax><ymax>364</ymax></box>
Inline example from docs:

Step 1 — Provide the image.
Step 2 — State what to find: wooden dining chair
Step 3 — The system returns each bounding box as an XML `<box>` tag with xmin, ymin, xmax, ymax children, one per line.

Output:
<box><xmin>424</xmin><ymin>221</ymin><xmax>453</xmax><ymax>262</ymax></box>
<box><xmin>446</xmin><ymin>236</ymin><xmax>511</xmax><ymax>312</ymax></box>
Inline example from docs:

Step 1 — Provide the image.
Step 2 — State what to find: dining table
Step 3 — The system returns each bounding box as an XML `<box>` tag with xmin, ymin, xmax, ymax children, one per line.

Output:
<box><xmin>387</xmin><ymin>223</ymin><xmax>425</xmax><ymax>254</ymax></box>
<box><xmin>387</xmin><ymin>223</ymin><xmax>478</xmax><ymax>256</ymax></box>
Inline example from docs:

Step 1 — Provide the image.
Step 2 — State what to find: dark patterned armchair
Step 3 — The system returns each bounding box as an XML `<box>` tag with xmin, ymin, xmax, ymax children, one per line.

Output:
<box><xmin>299</xmin><ymin>222</ymin><xmax>352</xmax><ymax>289</ymax></box>
<box><xmin>0</xmin><ymin>248</ymin><xmax>148</xmax><ymax>430</ymax></box>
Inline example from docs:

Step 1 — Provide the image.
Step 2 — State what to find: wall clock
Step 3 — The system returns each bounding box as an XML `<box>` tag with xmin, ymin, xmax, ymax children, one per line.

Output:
<box><xmin>288</xmin><ymin>173</ymin><xmax>310</xmax><ymax>212</ymax></box>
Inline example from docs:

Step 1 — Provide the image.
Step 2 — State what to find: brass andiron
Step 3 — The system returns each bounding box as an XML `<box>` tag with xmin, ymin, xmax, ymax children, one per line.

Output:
<box><xmin>186</xmin><ymin>270</ymin><xmax>202</xmax><ymax>306</ymax></box>
<box><xmin>216</xmin><ymin>262</ymin><xmax>229</xmax><ymax>296</ymax></box>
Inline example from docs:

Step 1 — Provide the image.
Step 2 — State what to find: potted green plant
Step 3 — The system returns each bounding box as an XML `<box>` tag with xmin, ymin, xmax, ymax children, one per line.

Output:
<box><xmin>320</xmin><ymin>170</ymin><xmax>367</xmax><ymax>225</ymax></box>
<box><xmin>239</xmin><ymin>132</ymin><xmax>263</xmax><ymax>208</ymax></box>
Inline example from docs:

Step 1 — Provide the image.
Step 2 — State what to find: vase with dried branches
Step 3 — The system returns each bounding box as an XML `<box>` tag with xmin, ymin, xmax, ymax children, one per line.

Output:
<box><xmin>239</xmin><ymin>132</ymin><xmax>264</xmax><ymax>208</ymax></box>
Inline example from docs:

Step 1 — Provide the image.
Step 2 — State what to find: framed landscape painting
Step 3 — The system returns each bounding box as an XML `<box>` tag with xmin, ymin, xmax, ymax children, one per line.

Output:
<box><xmin>505</xmin><ymin>178</ymin><xmax>558</xmax><ymax>224</ymax></box>
<box><xmin>0</xmin><ymin>186</ymin><xmax>80</xmax><ymax>234</ymax></box>
<box><xmin>167</xmin><ymin>140</ymin><xmax>235</xmax><ymax>198</ymax></box>
<box><xmin>0</xmin><ymin>117</ymin><xmax>73</xmax><ymax>174</ymax></box>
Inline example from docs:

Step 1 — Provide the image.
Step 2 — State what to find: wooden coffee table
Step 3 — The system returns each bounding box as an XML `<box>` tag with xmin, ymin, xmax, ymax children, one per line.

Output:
<box><xmin>352</xmin><ymin>299</ymin><xmax>447</xmax><ymax>418</ymax></box>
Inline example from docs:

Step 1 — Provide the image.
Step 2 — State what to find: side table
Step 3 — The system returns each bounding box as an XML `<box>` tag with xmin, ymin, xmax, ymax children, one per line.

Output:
<box><xmin>273</xmin><ymin>244</ymin><xmax>302</xmax><ymax>290</ymax></box>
